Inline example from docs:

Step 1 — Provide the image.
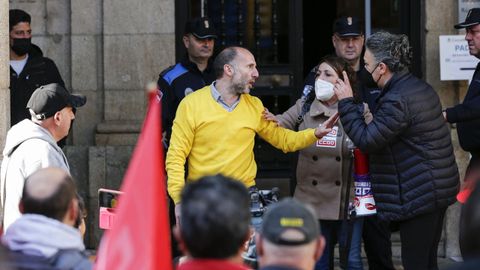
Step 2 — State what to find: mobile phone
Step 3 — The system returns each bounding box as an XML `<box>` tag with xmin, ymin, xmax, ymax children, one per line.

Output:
<box><xmin>98</xmin><ymin>188</ymin><xmax>123</xmax><ymax>230</ymax></box>
<box><xmin>98</xmin><ymin>188</ymin><xmax>122</xmax><ymax>209</ymax></box>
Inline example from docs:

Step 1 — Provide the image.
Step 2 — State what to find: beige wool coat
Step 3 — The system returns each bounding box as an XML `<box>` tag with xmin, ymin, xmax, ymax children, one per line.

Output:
<box><xmin>276</xmin><ymin>97</ymin><xmax>372</xmax><ymax>220</ymax></box>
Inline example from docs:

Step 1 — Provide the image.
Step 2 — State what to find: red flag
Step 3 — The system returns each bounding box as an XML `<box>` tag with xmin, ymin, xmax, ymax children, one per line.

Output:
<box><xmin>95</xmin><ymin>89</ymin><xmax>172</xmax><ymax>270</ymax></box>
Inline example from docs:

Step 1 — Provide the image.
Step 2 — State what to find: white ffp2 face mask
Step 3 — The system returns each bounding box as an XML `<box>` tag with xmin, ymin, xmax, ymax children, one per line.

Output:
<box><xmin>315</xmin><ymin>79</ymin><xmax>335</xmax><ymax>101</ymax></box>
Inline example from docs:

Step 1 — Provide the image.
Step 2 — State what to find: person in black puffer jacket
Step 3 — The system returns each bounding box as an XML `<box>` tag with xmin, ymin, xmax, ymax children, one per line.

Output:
<box><xmin>333</xmin><ymin>31</ymin><xmax>459</xmax><ymax>270</ymax></box>
<box><xmin>9</xmin><ymin>9</ymin><xmax>65</xmax><ymax>127</ymax></box>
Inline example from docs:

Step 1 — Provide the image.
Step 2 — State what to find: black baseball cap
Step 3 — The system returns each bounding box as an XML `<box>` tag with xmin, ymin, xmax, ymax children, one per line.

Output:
<box><xmin>184</xmin><ymin>17</ymin><xmax>217</xmax><ymax>39</ymax></box>
<box><xmin>455</xmin><ymin>8</ymin><xmax>480</xmax><ymax>29</ymax></box>
<box><xmin>333</xmin><ymin>16</ymin><xmax>363</xmax><ymax>37</ymax></box>
<box><xmin>260</xmin><ymin>198</ymin><xmax>319</xmax><ymax>246</ymax></box>
<box><xmin>27</xmin><ymin>83</ymin><xmax>86</xmax><ymax>120</ymax></box>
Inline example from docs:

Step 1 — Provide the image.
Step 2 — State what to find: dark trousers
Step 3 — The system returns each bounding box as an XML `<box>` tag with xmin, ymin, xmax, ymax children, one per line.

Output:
<box><xmin>397</xmin><ymin>208</ymin><xmax>446</xmax><ymax>270</ymax></box>
<box><xmin>362</xmin><ymin>215</ymin><xmax>395</xmax><ymax>270</ymax></box>
<box><xmin>459</xmin><ymin>154</ymin><xmax>480</xmax><ymax>258</ymax></box>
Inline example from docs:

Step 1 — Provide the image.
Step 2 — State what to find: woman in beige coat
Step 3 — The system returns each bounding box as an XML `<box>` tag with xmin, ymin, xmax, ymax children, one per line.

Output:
<box><xmin>264</xmin><ymin>55</ymin><xmax>372</xmax><ymax>270</ymax></box>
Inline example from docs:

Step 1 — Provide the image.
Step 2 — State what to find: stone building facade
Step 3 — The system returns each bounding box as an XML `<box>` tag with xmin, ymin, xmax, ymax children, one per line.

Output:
<box><xmin>0</xmin><ymin>0</ymin><xmax>471</xmax><ymax>258</ymax></box>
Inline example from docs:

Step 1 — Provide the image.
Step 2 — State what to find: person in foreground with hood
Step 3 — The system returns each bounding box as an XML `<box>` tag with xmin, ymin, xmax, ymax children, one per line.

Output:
<box><xmin>0</xmin><ymin>83</ymin><xmax>86</xmax><ymax>231</ymax></box>
<box><xmin>1</xmin><ymin>167</ymin><xmax>92</xmax><ymax>270</ymax></box>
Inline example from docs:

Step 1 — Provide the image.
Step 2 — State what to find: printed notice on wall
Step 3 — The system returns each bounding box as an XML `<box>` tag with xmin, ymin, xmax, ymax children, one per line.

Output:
<box><xmin>439</xmin><ymin>35</ymin><xmax>480</xmax><ymax>81</ymax></box>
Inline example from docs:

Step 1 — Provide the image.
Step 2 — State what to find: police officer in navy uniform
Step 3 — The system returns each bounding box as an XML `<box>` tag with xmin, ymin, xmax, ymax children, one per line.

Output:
<box><xmin>445</xmin><ymin>8</ymin><xmax>480</xmax><ymax>258</ymax></box>
<box><xmin>158</xmin><ymin>17</ymin><xmax>217</xmax><ymax>259</ymax></box>
<box><xmin>158</xmin><ymin>17</ymin><xmax>217</xmax><ymax>147</ymax></box>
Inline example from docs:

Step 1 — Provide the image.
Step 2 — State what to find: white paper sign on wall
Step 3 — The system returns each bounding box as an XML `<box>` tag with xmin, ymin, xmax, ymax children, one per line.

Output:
<box><xmin>439</xmin><ymin>35</ymin><xmax>480</xmax><ymax>81</ymax></box>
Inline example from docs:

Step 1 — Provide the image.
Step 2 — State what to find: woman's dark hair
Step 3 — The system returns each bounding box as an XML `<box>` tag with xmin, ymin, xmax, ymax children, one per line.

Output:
<box><xmin>74</xmin><ymin>194</ymin><xmax>86</xmax><ymax>228</ymax></box>
<box><xmin>365</xmin><ymin>31</ymin><xmax>412</xmax><ymax>73</ymax></box>
<box><xmin>299</xmin><ymin>55</ymin><xmax>358</xmax><ymax>126</ymax></box>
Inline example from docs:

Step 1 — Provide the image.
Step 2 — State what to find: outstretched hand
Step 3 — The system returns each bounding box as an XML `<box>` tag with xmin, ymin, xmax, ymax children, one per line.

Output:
<box><xmin>334</xmin><ymin>71</ymin><xmax>354</xmax><ymax>100</ymax></box>
<box><xmin>263</xmin><ymin>108</ymin><xmax>280</xmax><ymax>126</ymax></box>
<box><xmin>314</xmin><ymin>112</ymin><xmax>339</xmax><ymax>139</ymax></box>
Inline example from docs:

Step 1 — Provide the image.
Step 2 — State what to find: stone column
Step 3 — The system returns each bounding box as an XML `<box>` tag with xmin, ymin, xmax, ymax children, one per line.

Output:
<box><xmin>425</xmin><ymin>0</ymin><xmax>468</xmax><ymax>258</ymax></box>
<box><xmin>0</xmin><ymin>0</ymin><xmax>10</xmax><ymax>150</ymax></box>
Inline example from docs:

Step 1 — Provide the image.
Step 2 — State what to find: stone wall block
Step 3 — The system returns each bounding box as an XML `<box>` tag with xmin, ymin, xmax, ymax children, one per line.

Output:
<box><xmin>72</xmin><ymin>0</ymin><xmax>101</xmax><ymax>34</ymax></box>
<box><xmin>88</xmin><ymin>146</ymin><xmax>106</xmax><ymax>248</ymax></box>
<box><xmin>103</xmin><ymin>0</ymin><xmax>174</xmax><ymax>35</ymax></box>
<box><xmin>9</xmin><ymin>1</ymin><xmax>46</xmax><ymax>34</ymax></box>
<box><xmin>46</xmin><ymin>0</ymin><xmax>69</xmax><ymax>34</ymax></box>
<box><xmin>104</xmin><ymin>90</ymin><xmax>146</xmax><ymax>121</ymax></box>
<box><xmin>424</xmin><ymin>30</ymin><xmax>458</xmax><ymax>108</ymax></box>
<box><xmin>71</xmin><ymin>90</ymin><xmax>98</xmax><ymax>146</ymax></box>
<box><xmin>103</xmin><ymin>34</ymin><xmax>175</xmax><ymax>90</ymax></box>
<box><xmin>72</xmin><ymin>35</ymin><xmax>97</xmax><ymax>90</ymax></box>
<box><xmin>1</xmin><ymin>0</ymin><xmax>10</xmax><ymax>149</ymax></box>
<box><xmin>33</xmin><ymin>35</ymin><xmax>71</xmax><ymax>88</ymax></box>
<box><xmin>105</xmin><ymin>146</ymin><xmax>134</xmax><ymax>189</ymax></box>
<box><xmin>64</xmin><ymin>146</ymin><xmax>89</xmax><ymax>195</ymax></box>
<box><xmin>426</xmin><ymin>0</ymin><xmax>457</xmax><ymax>31</ymax></box>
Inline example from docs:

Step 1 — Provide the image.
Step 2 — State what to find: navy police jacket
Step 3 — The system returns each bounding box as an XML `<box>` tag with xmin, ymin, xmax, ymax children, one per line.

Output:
<box><xmin>446</xmin><ymin>62</ymin><xmax>480</xmax><ymax>154</ymax></box>
<box><xmin>158</xmin><ymin>57</ymin><xmax>215</xmax><ymax>145</ymax></box>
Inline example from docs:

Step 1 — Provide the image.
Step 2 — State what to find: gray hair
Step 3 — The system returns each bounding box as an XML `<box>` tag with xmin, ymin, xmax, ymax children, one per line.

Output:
<box><xmin>366</xmin><ymin>31</ymin><xmax>412</xmax><ymax>73</ymax></box>
<box><xmin>213</xmin><ymin>46</ymin><xmax>239</xmax><ymax>79</ymax></box>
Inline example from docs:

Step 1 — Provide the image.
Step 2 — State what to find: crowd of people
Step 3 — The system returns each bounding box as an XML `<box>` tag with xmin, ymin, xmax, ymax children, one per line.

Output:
<box><xmin>0</xmin><ymin>5</ymin><xmax>480</xmax><ymax>270</ymax></box>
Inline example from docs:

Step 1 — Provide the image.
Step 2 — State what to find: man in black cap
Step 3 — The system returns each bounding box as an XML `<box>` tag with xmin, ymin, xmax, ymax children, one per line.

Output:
<box><xmin>158</xmin><ymin>17</ymin><xmax>217</xmax><ymax>147</ymax></box>
<box><xmin>256</xmin><ymin>198</ymin><xmax>325</xmax><ymax>270</ymax></box>
<box><xmin>443</xmin><ymin>8</ymin><xmax>480</xmax><ymax>206</ymax></box>
<box><xmin>9</xmin><ymin>9</ymin><xmax>65</xmax><ymax>126</ymax></box>
<box><xmin>1</xmin><ymin>83</ymin><xmax>86</xmax><ymax>231</ymax></box>
<box><xmin>302</xmin><ymin>16</ymin><xmax>380</xmax><ymax>113</ymax></box>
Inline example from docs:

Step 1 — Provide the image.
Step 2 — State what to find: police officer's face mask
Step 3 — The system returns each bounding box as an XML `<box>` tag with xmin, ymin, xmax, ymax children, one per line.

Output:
<box><xmin>11</xmin><ymin>38</ymin><xmax>31</xmax><ymax>56</ymax></box>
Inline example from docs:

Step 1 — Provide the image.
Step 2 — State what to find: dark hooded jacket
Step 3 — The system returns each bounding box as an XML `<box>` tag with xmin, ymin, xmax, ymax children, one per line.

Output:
<box><xmin>445</xmin><ymin>62</ymin><xmax>480</xmax><ymax>155</ymax></box>
<box><xmin>10</xmin><ymin>44</ymin><xmax>65</xmax><ymax>126</ymax></box>
<box><xmin>338</xmin><ymin>71</ymin><xmax>459</xmax><ymax>221</ymax></box>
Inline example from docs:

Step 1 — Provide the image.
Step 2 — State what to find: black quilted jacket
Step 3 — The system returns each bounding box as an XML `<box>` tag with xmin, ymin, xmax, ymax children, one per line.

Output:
<box><xmin>338</xmin><ymin>71</ymin><xmax>459</xmax><ymax>221</ymax></box>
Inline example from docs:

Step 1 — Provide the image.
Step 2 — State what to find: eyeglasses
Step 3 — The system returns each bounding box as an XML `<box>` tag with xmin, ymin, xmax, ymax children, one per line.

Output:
<box><xmin>365</xmin><ymin>62</ymin><xmax>381</xmax><ymax>74</ymax></box>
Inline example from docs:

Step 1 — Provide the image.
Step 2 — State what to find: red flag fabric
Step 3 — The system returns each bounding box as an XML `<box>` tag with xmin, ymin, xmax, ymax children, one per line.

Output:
<box><xmin>95</xmin><ymin>90</ymin><xmax>172</xmax><ymax>270</ymax></box>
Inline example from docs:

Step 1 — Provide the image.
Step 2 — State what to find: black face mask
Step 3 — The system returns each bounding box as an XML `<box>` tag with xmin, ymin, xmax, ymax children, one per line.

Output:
<box><xmin>359</xmin><ymin>67</ymin><xmax>378</xmax><ymax>88</ymax></box>
<box><xmin>11</xmin><ymin>38</ymin><xmax>31</xmax><ymax>56</ymax></box>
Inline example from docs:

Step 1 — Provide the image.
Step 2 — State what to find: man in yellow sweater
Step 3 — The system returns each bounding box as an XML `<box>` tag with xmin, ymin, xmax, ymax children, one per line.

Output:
<box><xmin>166</xmin><ymin>46</ymin><xmax>338</xmax><ymax>219</ymax></box>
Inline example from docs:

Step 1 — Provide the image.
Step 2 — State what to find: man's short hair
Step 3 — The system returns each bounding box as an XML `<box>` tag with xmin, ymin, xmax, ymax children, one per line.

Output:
<box><xmin>180</xmin><ymin>174</ymin><xmax>250</xmax><ymax>259</ymax></box>
<box><xmin>21</xmin><ymin>168</ymin><xmax>77</xmax><ymax>222</ymax></box>
<box><xmin>213</xmin><ymin>47</ymin><xmax>239</xmax><ymax>79</ymax></box>
<box><xmin>9</xmin><ymin>9</ymin><xmax>31</xmax><ymax>31</ymax></box>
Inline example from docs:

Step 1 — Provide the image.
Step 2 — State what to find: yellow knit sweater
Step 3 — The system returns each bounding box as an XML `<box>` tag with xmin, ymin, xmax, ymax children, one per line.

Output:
<box><xmin>166</xmin><ymin>86</ymin><xmax>318</xmax><ymax>203</ymax></box>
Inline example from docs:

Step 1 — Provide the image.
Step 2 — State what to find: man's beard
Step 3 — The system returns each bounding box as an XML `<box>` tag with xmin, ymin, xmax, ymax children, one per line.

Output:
<box><xmin>232</xmin><ymin>81</ymin><xmax>247</xmax><ymax>94</ymax></box>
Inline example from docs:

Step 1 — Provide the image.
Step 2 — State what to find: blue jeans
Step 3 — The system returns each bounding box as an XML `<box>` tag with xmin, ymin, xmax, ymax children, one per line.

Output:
<box><xmin>315</xmin><ymin>218</ymin><xmax>364</xmax><ymax>270</ymax></box>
